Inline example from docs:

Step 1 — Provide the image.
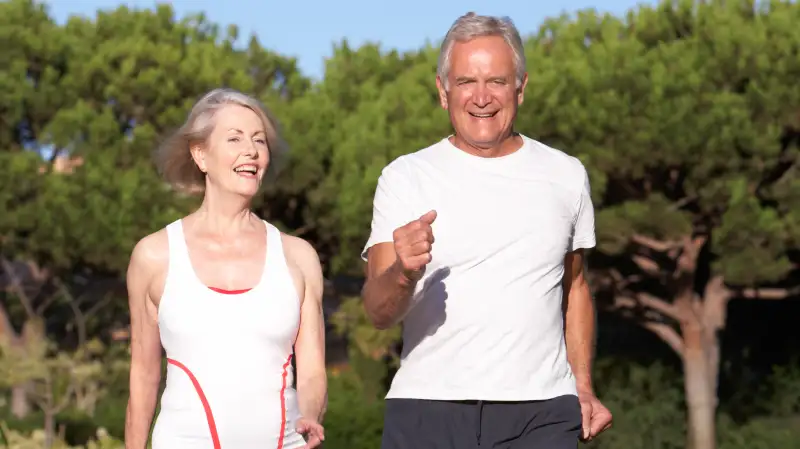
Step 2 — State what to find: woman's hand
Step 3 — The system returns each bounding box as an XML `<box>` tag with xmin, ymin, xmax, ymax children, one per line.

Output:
<box><xmin>296</xmin><ymin>417</ymin><xmax>325</xmax><ymax>448</ymax></box>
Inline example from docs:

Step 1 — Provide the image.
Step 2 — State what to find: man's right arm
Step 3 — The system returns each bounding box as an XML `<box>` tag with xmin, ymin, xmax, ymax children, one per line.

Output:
<box><xmin>362</xmin><ymin>207</ymin><xmax>437</xmax><ymax>329</ymax></box>
<box><xmin>362</xmin><ymin>243</ymin><xmax>417</xmax><ymax>330</ymax></box>
<box><xmin>125</xmin><ymin>235</ymin><xmax>165</xmax><ymax>449</ymax></box>
<box><xmin>361</xmin><ymin>160</ymin><xmax>435</xmax><ymax>329</ymax></box>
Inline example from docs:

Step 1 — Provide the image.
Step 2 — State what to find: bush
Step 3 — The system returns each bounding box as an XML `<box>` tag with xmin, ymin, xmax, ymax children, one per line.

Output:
<box><xmin>322</xmin><ymin>367</ymin><xmax>386</xmax><ymax>449</ymax></box>
<box><xmin>0</xmin><ymin>423</ymin><xmax>123</xmax><ymax>449</ymax></box>
<box><xmin>584</xmin><ymin>360</ymin><xmax>687</xmax><ymax>449</ymax></box>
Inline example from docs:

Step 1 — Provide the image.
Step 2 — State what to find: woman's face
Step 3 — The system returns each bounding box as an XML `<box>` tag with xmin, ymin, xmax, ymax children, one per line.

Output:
<box><xmin>192</xmin><ymin>105</ymin><xmax>270</xmax><ymax>198</ymax></box>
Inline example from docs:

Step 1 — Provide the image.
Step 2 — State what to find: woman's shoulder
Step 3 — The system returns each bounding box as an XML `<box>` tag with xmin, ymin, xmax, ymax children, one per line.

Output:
<box><xmin>273</xmin><ymin>230</ymin><xmax>323</xmax><ymax>301</ymax></box>
<box><xmin>279</xmin><ymin>232</ymin><xmax>321</xmax><ymax>271</ymax></box>
<box><xmin>129</xmin><ymin>227</ymin><xmax>170</xmax><ymax>274</ymax></box>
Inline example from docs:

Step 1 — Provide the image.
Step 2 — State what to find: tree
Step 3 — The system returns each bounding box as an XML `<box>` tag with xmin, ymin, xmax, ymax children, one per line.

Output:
<box><xmin>516</xmin><ymin>1</ymin><xmax>800</xmax><ymax>448</ymax></box>
<box><xmin>3</xmin><ymin>1</ymin><xmax>799</xmax><ymax>447</ymax></box>
<box><xmin>263</xmin><ymin>41</ymin><xmax>447</xmax><ymax>273</ymax></box>
<box><xmin>316</xmin><ymin>2</ymin><xmax>800</xmax><ymax>448</ymax></box>
<box><xmin>0</xmin><ymin>0</ymin><xmax>309</xmax><ymax>416</ymax></box>
<box><xmin>0</xmin><ymin>319</ymin><xmax>106</xmax><ymax>448</ymax></box>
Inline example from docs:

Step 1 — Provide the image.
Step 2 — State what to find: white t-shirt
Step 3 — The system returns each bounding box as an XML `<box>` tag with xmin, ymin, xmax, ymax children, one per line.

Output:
<box><xmin>361</xmin><ymin>134</ymin><xmax>596</xmax><ymax>401</ymax></box>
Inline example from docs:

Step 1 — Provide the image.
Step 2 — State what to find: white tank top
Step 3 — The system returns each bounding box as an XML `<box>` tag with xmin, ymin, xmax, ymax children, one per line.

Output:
<box><xmin>151</xmin><ymin>219</ymin><xmax>306</xmax><ymax>449</ymax></box>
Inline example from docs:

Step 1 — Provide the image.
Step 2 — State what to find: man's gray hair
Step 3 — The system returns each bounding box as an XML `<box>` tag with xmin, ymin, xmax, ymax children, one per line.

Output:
<box><xmin>437</xmin><ymin>12</ymin><xmax>527</xmax><ymax>90</ymax></box>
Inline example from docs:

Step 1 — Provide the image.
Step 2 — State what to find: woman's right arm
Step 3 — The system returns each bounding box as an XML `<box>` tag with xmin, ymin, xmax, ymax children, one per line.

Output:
<box><xmin>125</xmin><ymin>234</ymin><xmax>166</xmax><ymax>449</ymax></box>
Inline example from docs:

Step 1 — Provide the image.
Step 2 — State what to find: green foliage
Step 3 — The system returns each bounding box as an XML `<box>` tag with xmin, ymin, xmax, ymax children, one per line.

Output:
<box><xmin>0</xmin><ymin>321</ymin><xmax>113</xmax><ymax>447</ymax></box>
<box><xmin>0</xmin><ymin>323</ymin><xmax>101</xmax><ymax>406</ymax></box>
<box><xmin>0</xmin><ymin>0</ymin><xmax>304</xmax><ymax>276</ymax></box>
<box><xmin>330</xmin><ymin>297</ymin><xmax>401</xmax><ymax>397</ymax></box>
<box><xmin>518</xmin><ymin>0</ymin><xmax>800</xmax><ymax>287</ymax></box>
<box><xmin>719</xmin><ymin>415</ymin><xmax>800</xmax><ymax>449</ymax></box>
<box><xmin>321</xmin><ymin>369</ymin><xmax>386</xmax><ymax>449</ymax></box>
<box><xmin>330</xmin><ymin>297</ymin><xmax>401</xmax><ymax>363</ymax></box>
<box><xmin>761</xmin><ymin>361</ymin><xmax>800</xmax><ymax>417</ymax></box>
<box><xmin>2</xmin><ymin>0</ymin><xmax>800</xmax><ymax>448</ymax></box>
<box><xmin>0</xmin><ymin>423</ymin><xmax>124</xmax><ymax>449</ymax></box>
<box><xmin>585</xmin><ymin>360</ymin><xmax>687</xmax><ymax>449</ymax></box>
<box><xmin>596</xmin><ymin>195</ymin><xmax>693</xmax><ymax>254</ymax></box>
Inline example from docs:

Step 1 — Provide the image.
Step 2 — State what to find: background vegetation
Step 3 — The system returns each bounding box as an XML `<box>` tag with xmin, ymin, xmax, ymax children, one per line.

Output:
<box><xmin>1</xmin><ymin>0</ymin><xmax>798</xmax><ymax>448</ymax></box>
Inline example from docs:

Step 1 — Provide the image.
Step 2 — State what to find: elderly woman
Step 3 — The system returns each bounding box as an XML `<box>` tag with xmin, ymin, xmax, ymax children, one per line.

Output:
<box><xmin>124</xmin><ymin>88</ymin><xmax>327</xmax><ymax>449</ymax></box>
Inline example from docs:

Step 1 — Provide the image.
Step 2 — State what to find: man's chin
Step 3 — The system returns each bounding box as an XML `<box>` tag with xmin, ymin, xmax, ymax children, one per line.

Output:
<box><xmin>461</xmin><ymin>133</ymin><xmax>507</xmax><ymax>149</ymax></box>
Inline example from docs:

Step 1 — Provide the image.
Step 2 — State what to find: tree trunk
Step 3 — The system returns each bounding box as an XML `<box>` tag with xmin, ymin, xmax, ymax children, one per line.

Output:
<box><xmin>682</xmin><ymin>325</ymin><xmax>717</xmax><ymax>449</ymax></box>
<box><xmin>1</xmin><ymin>304</ymin><xmax>31</xmax><ymax>418</ymax></box>
<box><xmin>10</xmin><ymin>383</ymin><xmax>30</xmax><ymax>418</ymax></box>
<box><xmin>44</xmin><ymin>410</ymin><xmax>55</xmax><ymax>449</ymax></box>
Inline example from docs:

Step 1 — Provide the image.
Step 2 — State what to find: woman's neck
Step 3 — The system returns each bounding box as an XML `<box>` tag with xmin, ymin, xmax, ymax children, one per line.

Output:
<box><xmin>192</xmin><ymin>187</ymin><xmax>257</xmax><ymax>237</ymax></box>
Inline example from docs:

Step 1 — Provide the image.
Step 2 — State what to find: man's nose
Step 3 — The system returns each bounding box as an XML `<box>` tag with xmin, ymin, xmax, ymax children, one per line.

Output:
<box><xmin>472</xmin><ymin>83</ymin><xmax>492</xmax><ymax>107</ymax></box>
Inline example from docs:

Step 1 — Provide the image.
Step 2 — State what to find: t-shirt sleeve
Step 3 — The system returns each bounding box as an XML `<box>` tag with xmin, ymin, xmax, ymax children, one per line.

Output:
<box><xmin>361</xmin><ymin>160</ymin><xmax>413</xmax><ymax>261</ymax></box>
<box><xmin>569</xmin><ymin>163</ymin><xmax>596</xmax><ymax>252</ymax></box>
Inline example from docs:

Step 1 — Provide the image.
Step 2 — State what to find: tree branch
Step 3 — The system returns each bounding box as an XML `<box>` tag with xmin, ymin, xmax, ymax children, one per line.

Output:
<box><xmin>53</xmin><ymin>278</ymin><xmax>87</xmax><ymax>346</ymax></box>
<box><xmin>1</xmin><ymin>258</ymin><xmax>37</xmax><ymax>320</ymax></box>
<box><xmin>631</xmin><ymin>234</ymin><xmax>682</xmax><ymax>252</ymax></box>
<box><xmin>669</xmin><ymin>195</ymin><xmax>697</xmax><ymax>211</ymax></box>
<box><xmin>642</xmin><ymin>321</ymin><xmax>685</xmax><ymax>356</ymax></box>
<box><xmin>639</xmin><ymin>292</ymin><xmax>686</xmax><ymax>321</ymax></box>
<box><xmin>85</xmin><ymin>293</ymin><xmax>113</xmax><ymax>321</ymax></box>
<box><xmin>291</xmin><ymin>224</ymin><xmax>312</xmax><ymax>237</ymax></box>
<box><xmin>0</xmin><ymin>301</ymin><xmax>18</xmax><ymax>341</ymax></box>
<box><xmin>738</xmin><ymin>286</ymin><xmax>800</xmax><ymax>300</ymax></box>
<box><xmin>606</xmin><ymin>269</ymin><xmax>641</xmax><ymax>290</ymax></box>
<box><xmin>631</xmin><ymin>254</ymin><xmax>663</xmax><ymax>276</ymax></box>
<box><xmin>615</xmin><ymin>293</ymin><xmax>684</xmax><ymax>322</ymax></box>
<box><xmin>53</xmin><ymin>382</ymin><xmax>76</xmax><ymax>415</ymax></box>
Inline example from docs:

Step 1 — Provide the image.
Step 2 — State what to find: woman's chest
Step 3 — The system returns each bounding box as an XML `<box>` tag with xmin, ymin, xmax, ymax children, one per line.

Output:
<box><xmin>159</xmin><ymin>284</ymin><xmax>301</xmax><ymax>344</ymax></box>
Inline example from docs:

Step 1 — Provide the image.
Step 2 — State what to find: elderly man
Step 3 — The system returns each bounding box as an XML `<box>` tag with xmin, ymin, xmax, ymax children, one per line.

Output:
<box><xmin>361</xmin><ymin>12</ymin><xmax>612</xmax><ymax>449</ymax></box>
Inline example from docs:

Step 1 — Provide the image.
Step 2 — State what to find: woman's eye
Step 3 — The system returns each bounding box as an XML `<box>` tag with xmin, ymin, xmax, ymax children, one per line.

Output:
<box><xmin>228</xmin><ymin>137</ymin><xmax>240</xmax><ymax>143</ymax></box>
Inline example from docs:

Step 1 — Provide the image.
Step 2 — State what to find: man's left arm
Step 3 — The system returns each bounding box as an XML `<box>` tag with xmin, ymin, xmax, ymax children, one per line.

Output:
<box><xmin>563</xmin><ymin>162</ymin><xmax>612</xmax><ymax>441</ymax></box>
<box><xmin>563</xmin><ymin>249</ymin><xmax>596</xmax><ymax>395</ymax></box>
<box><xmin>563</xmin><ymin>249</ymin><xmax>612</xmax><ymax>441</ymax></box>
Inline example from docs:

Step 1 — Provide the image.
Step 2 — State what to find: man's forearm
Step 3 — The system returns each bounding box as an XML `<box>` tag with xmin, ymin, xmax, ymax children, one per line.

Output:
<box><xmin>362</xmin><ymin>261</ymin><xmax>417</xmax><ymax>329</ymax></box>
<box><xmin>124</xmin><ymin>378</ymin><xmax>159</xmax><ymax>449</ymax></box>
<box><xmin>565</xmin><ymin>286</ymin><xmax>597</xmax><ymax>393</ymax></box>
<box><xmin>298</xmin><ymin>374</ymin><xmax>328</xmax><ymax>422</ymax></box>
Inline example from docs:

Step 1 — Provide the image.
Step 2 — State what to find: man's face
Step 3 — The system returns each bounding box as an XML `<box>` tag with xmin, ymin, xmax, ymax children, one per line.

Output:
<box><xmin>437</xmin><ymin>35</ymin><xmax>527</xmax><ymax>152</ymax></box>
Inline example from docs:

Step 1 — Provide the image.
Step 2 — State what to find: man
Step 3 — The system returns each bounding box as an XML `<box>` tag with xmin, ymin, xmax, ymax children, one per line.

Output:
<box><xmin>361</xmin><ymin>12</ymin><xmax>612</xmax><ymax>449</ymax></box>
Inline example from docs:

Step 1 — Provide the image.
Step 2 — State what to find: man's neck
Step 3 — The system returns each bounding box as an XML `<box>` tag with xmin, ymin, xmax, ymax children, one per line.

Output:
<box><xmin>449</xmin><ymin>132</ymin><xmax>523</xmax><ymax>158</ymax></box>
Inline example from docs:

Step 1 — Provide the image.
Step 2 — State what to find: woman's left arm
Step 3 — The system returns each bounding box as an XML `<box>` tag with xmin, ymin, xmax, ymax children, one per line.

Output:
<box><xmin>287</xmin><ymin>236</ymin><xmax>328</xmax><ymax>424</ymax></box>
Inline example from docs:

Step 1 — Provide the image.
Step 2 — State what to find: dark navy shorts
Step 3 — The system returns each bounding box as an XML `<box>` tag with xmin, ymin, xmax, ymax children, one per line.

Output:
<box><xmin>381</xmin><ymin>394</ymin><xmax>582</xmax><ymax>449</ymax></box>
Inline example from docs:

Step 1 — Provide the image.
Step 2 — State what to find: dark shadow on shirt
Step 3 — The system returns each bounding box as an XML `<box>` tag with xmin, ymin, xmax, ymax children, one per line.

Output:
<box><xmin>399</xmin><ymin>266</ymin><xmax>451</xmax><ymax>356</ymax></box>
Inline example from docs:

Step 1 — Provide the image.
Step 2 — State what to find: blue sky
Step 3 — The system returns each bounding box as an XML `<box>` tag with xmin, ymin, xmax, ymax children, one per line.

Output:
<box><xmin>47</xmin><ymin>0</ymin><xmax>651</xmax><ymax>80</ymax></box>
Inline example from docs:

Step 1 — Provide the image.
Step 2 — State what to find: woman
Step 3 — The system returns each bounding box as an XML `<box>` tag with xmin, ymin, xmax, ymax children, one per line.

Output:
<box><xmin>124</xmin><ymin>88</ymin><xmax>327</xmax><ymax>449</ymax></box>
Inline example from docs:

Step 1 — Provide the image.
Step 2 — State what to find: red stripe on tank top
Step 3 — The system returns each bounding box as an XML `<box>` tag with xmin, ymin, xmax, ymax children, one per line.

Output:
<box><xmin>276</xmin><ymin>355</ymin><xmax>293</xmax><ymax>449</ymax></box>
<box><xmin>207</xmin><ymin>286</ymin><xmax>253</xmax><ymax>295</ymax></box>
<box><xmin>166</xmin><ymin>358</ymin><xmax>221</xmax><ymax>449</ymax></box>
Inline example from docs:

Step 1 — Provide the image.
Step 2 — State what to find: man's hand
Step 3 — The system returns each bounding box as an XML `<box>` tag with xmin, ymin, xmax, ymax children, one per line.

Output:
<box><xmin>578</xmin><ymin>389</ymin><xmax>612</xmax><ymax>442</ymax></box>
<box><xmin>392</xmin><ymin>210</ymin><xmax>437</xmax><ymax>282</ymax></box>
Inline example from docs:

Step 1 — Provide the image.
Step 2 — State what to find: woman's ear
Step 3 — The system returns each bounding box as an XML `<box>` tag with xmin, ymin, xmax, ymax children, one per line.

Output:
<box><xmin>189</xmin><ymin>144</ymin><xmax>207</xmax><ymax>173</ymax></box>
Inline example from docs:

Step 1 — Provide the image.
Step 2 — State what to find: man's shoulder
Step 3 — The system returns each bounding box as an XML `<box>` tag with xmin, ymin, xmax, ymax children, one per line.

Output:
<box><xmin>523</xmin><ymin>135</ymin><xmax>586</xmax><ymax>173</ymax></box>
<box><xmin>379</xmin><ymin>138</ymin><xmax>449</xmax><ymax>179</ymax></box>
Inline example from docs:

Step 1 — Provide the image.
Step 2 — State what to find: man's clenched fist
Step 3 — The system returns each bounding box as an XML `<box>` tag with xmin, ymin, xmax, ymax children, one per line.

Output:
<box><xmin>392</xmin><ymin>210</ymin><xmax>437</xmax><ymax>282</ymax></box>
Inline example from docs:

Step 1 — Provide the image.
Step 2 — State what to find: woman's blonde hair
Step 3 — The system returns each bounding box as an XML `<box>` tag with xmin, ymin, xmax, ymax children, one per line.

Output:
<box><xmin>155</xmin><ymin>88</ymin><xmax>289</xmax><ymax>193</ymax></box>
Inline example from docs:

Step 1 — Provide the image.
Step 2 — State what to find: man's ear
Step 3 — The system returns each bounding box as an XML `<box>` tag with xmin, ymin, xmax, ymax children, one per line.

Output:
<box><xmin>517</xmin><ymin>72</ymin><xmax>528</xmax><ymax>106</ymax></box>
<box><xmin>435</xmin><ymin>76</ymin><xmax>449</xmax><ymax>110</ymax></box>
